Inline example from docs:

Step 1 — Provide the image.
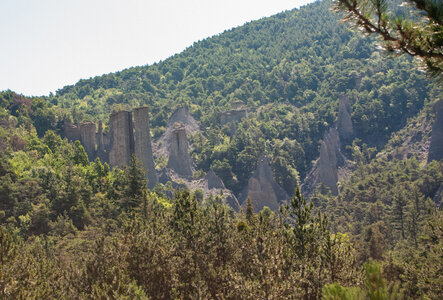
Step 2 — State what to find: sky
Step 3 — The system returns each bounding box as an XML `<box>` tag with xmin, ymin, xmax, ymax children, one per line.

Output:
<box><xmin>0</xmin><ymin>0</ymin><xmax>315</xmax><ymax>96</ymax></box>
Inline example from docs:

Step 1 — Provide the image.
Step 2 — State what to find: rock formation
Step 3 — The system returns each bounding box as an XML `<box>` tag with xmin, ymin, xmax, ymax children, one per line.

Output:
<box><xmin>80</xmin><ymin>122</ymin><xmax>97</xmax><ymax>160</ymax></box>
<box><xmin>337</xmin><ymin>94</ymin><xmax>354</xmax><ymax>144</ymax></box>
<box><xmin>96</xmin><ymin>121</ymin><xmax>107</xmax><ymax>162</ymax></box>
<box><xmin>155</xmin><ymin>107</ymin><xmax>200</xmax><ymax>177</ymax></box>
<box><xmin>63</xmin><ymin>121</ymin><xmax>81</xmax><ymax>142</ymax></box>
<box><xmin>153</xmin><ymin>108</ymin><xmax>239</xmax><ymax>209</ymax></box>
<box><xmin>428</xmin><ymin>100</ymin><xmax>443</xmax><ymax>162</ymax></box>
<box><xmin>301</xmin><ymin>93</ymin><xmax>354</xmax><ymax>197</ymax></box>
<box><xmin>301</xmin><ymin>127</ymin><xmax>346</xmax><ymax>196</ymax></box>
<box><xmin>317</xmin><ymin>128</ymin><xmax>343</xmax><ymax>195</ymax></box>
<box><xmin>240</xmin><ymin>156</ymin><xmax>289</xmax><ymax>211</ymax></box>
<box><xmin>205</xmin><ymin>169</ymin><xmax>225</xmax><ymax>189</ymax></box>
<box><xmin>167</xmin><ymin>122</ymin><xmax>194</xmax><ymax>177</ymax></box>
<box><xmin>220</xmin><ymin>101</ymin><xmax>248</xmax><ymax>135</ymax></box>
<box><xmin>156</xmin><ymin>107</ymin><xmax>200</xmax><ymax>156</ymax></box>
<box><xmin>167</xmin><ymin>107</ymin><xmax>200</xmax><ymax>133</ymax></box>
<box><xmin>109</xmin><ymin>111</ymin><xmax>133</xmax><ymax>168</ymax></box>
<box><xmin>204</xmin><ymin>170</ymin><xmax>240</xmax><ymax>208</ymax></box>
<box><xmin>132</xmin><ymin>107</ymin><xmax>158</xmax><ymax>187</ymax></box>
<box><xmin>63</xmin><ymin>107</ymin><xmax>158</xmax><ymax>187</ymax></box>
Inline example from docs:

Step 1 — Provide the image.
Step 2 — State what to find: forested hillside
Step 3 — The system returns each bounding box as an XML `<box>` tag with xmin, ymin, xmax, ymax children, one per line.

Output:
<box><xmin>51</xmin><ymin>0</ymin><xmax>433</xmax><ymax>195</ymax></box>
<box><xmin>0</xmin><ymin>0</ymin><xmax>441</xmax><ymax>298</ymax></box>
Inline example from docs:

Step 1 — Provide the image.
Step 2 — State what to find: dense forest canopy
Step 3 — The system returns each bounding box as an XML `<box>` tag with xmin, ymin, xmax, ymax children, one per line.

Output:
<box><xmin>0</xmin><ymin>0</ymin><xmax>441</xmax><ymax>298</ymax></box>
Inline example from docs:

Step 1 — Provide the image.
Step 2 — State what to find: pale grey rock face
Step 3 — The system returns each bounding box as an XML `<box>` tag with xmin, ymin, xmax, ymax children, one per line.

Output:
<box><xmin>167</xmin><ymin>107</ymin><xmax>199</xmax><ymax>133</ymax></box>
<box><xmin>167</xmin><ymin>122</ymin><xmax>194</xmax><ymax>177</ymax></box>
<box><xmin>96</xmin><ymin>120</ymin><xmax>108</xmax><ymax>163</ymax></box>
<box><xmin>301</xmin><ymin>127</ymin><xmax>345</xmax><ymax>197</ymax></box>
<box><xmin>132</xmin><ymin>107</ymin><xmax>158</xmax><ymax>188</ymax></box>
<box><xmin>220</xmin><ymin>109</ymin><xmax>248</xmax><ymax>135</ymax></box>
<box><xmin>109</xmin><ymin>111</ymin><xmax>133</xmax><ymax>168</ymax></box>
<box><xmin>337</xmin><ymin>94</ymin><xmax>354</xmax><ymax>144</ymax></box>
<box><xmin>156</xmin><ymin>106</ymin><xmax>200</xmax><ymax>160</ymax></box>
<box><xmin>63</xmin><ymin>107</ymin><xmax>158</xmax><ymax>186</ymax></box>
<box><xmin>318</xmin><ymin>128</ymin><xmax>341</xmax><ymax>195</ymax></box>
<box><xmin>301</xmin><ymin>94</ymin><xmax>355</xmax><ymax>198</ymax></box>
<box><xmin>205</xmin><ymin>169</ymin><xmax>225</xmax><ymax>189</ymax></box>
<box><xmin>428</xmin><ymin>100</ymin><xmax>443</xmax><ymax>162</ymax></box>
<box><xmin>240</xmin><ymin>156</ymin><xmax>289</xmax><ymax>212</ymax></box>
<box><xmin>80</xmin><ymin>122</ymin><xmax>97</xmax><ymax>160</ymax></box>
<box><xmin>64</xmin><ymin>121</ymin><xmax>81</xmax><ymax>142</ymax></box>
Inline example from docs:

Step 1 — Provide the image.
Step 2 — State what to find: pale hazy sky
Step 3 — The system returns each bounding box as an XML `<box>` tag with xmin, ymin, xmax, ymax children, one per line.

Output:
<box><xmin>0</xmin><ymin>0</ymin><xmax>315</xmax><ymax>96</ymax></box>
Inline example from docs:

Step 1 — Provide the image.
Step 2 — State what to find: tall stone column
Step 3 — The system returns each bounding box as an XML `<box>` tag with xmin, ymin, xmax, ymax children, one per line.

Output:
<box><xmin>80</xmin><ymin>122</ymin><xmax>97</xmax><ymax>160</ymax></box>
<box><xmin>167</xmin><ymin>122</ymin><xmax>193</xmax><ymax>177</ymax></box>
<box><xmin>132</xmin><ymin>107</ymin><xmax>157</xmax><ymax>188</ymax></box>
<box><xmin>109</xmin><ymin>111</ymin><xmax>133</xmax><ymax>168</ymax></box>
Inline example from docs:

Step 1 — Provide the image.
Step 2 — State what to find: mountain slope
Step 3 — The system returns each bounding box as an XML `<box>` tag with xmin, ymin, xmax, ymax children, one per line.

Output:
<box><xmin>21</xmin><ymin>0</ymin><xmax>440</xmax><ymax>198</ymax></box>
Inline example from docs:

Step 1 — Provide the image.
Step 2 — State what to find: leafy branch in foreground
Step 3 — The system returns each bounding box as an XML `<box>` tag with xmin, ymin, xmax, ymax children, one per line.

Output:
<box><xmin>333</xmin><ymin>0</ymin><xmax>443</xmax><ymax>77</ymax></box>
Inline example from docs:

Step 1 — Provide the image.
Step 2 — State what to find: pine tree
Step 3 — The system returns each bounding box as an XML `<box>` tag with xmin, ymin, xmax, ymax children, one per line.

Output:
<box><xmin>121</xmin><ymin>154</ymin><xmax>147</xmax><ymax>211</ymax></box>
<box><xmin>334</xmin><ymin>0</ymin><xmax>443</xmax><ymax>76</ymax></box>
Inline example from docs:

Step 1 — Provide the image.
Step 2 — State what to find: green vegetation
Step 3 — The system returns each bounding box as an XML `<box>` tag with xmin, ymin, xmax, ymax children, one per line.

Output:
<box><xmin>0</xmin><ymin>0</ymin><xmax>441</xmax><ymax>298</ymax></box>
<box><xmin>334</xmin><ymin>0</ymin><xmax>443</xmax><ymax>76</ymax></box>
<box><xmin>49</xmin><ymin>0</ymin><xmax>434</xmax><ymax>193</ymax></box>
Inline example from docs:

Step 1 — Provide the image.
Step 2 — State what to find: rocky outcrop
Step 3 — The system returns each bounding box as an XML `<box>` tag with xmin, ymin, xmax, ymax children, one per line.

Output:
<box><xmin>205</xmin><ymin>169</ymin><xmax>225</xmax><ymax>189</ymax></box>
<box><xmin>337</xmin><ymin>94</ymin><xmax>354</xmax><ymax>144</ymax></box>
<box><xmin>153</xmin><ymin>108</ymin><xmax>239</xmax><ymax>209</ymax></box>
<box><xmin>301</xmin><ymin>93</ymin><xmax>355</xmax><ymax>197</ymax></box>
<box><xmin>428</xmin><ymin>100</ymin><xmax>443</xmax><ymax>162</ymax></box>
<box><xmin>167</xmin><ymin>122</ymin><xmax>194</xmax><ymax>177</ymax></box>
<box><xmin>64</xmin><ymin>121</ymin><xmax>81</xmax><ymax>142</ymax></box>
<box><xmin>80</xmin><ymin>122</ymin><xmax>97</xmax><ymax>160</ymax></box>
<box><xmin>96</xmin><ymin>121</ymin><xmax>108</xmax><ymax>162</ymax></box>
<box><xmin>167</xmin><ymin>107</ymin><xmax>199</xmax><ymax>133</ymax></box>
<box><xmin>220</xmin><ymin>101</ymin><xmax>248</xmax><ymax>135</ymax></box>
<box><xmin>204</xmin><ymin>170</ymin><xmax>240</xmax><ymax>208</ymax></box>
<box><xmin>109</xmin><ymin>111</ymin><xmax>133</xmax><ymax>168</ymax></box>
<box><xmin>240</xmin><ymin>156</ymin><xmax>289</xmax><ymax>211</ymax></box>
<box><xmin>63</xmin><ymin>107</ymin><xmax>157</xmax><ymax>187</ymax></box>
<box><xmin>156</xmin><ymin>107</ymin><xmax>200</xmax><ymax>177</ymax></box>
<box><xmin>64</xmin><ymin>121</ymin><xmax>97</xmax><ymax>160</ymax></box>
<box><xmin>318</xmin><ymin>128</ymin><xmax>343</xmax><ymax>194</ymax></box>
<box><xmin>132</xmin><ymin>107</ymin><xmax>158</xmax><ymax>187</ymax></box>
<box><xmin>156</xmin><ymin>107</ymin><xmax>200</xmax><ymax>157</ymax></box>
<box><xmin>301</xmin><ymin>128</ymin><xmax>346</xmax><ymax>196</ymax></box>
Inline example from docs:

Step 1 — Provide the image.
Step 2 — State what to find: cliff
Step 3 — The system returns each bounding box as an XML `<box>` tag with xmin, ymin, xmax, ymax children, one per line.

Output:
<box><xmin>132</xmin><ymin>107</ymin><xmax>158</xmax><ymax>188</ymax></box>
<box><xmin>63</xmin><ymin>107</ymin><xmax>157</xmax><ymax>187</ymax></box>
<box><xmin>301</xmin><ymin>94</ymin><xmax>354</xmax><ymax>197</ymax></box>
<box><xmin>220</xmin><ymin>101</ymin><xmax>248</xmax><ymax>136</ymax></box>
<box><xmin>205</xmin><ymin>169</ymin><xmax>225</xmax><ymax>189</ymax></box>
<box><xmin>166</xmin><ymin>122</ymin><xmax>194</xmax><ymax>177</ymax></box>
<box><xmin>301</xmin><ymin>127</ymin><xmax>346</xmax><ymax>196</ymax></box>
<box><xmin>167</xmin><ymin>107</ymin><xmax>199</xmax><ymax>133</ymax></box>
<box><xmin>109</xmin><ymin>111</ymin><xmax>133</xmax><ymax>168</ymax></box>
<box><xmin>337</xmin><ymin>94</ymin><xmax>354</xmax><ymax>144</ymax></box>
<box><xmin>64</xmin><ymin>122</ymin><xmax>81</xmax><ymax>142</ymax></box>
<box><xmin>80</xmin><ymin>122</ymin><xmax>97</xmax><ymax>160</ymax></box>
<box><xmin>240</xmin><ymin>156</ymin><xmax>289</xmax><ymax>211</ymax></box>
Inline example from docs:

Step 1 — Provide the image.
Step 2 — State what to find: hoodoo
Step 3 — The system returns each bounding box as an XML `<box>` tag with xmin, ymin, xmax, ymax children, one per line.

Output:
<box><xmin>167</xmin><ymin>122</ymin><xmax>194</xmax><ymax>177</ymax></box>
<box><xmin>337</xmin><ymin>94</ymin><xmax>354</xmax><ymax>144</ymax></box>
<box><xmin>241</xmin><ymin>156</ymin><xmax>289</xmax><ymax>211</ymax></box>
<box><xmin>132</xmin><ymin>107</ymin><xmax>158</xmax><ymax>187</ymax></box>
<box><xmin>63</xmin><ymin>107</ymin><xmax>158</xmax><ymax>187</ymax></box>
<box><xmin>109</xmin><ymin>110</ymin><xmax>133</xmax><ymax>168</ymax></box>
